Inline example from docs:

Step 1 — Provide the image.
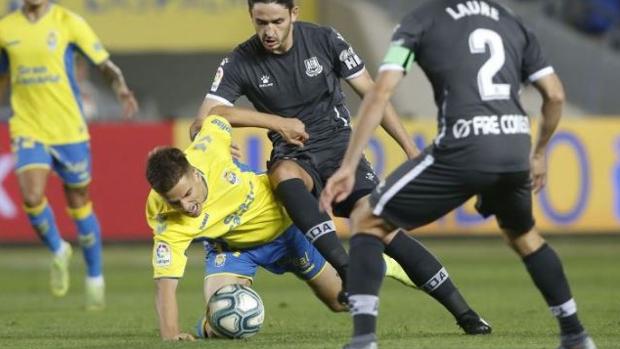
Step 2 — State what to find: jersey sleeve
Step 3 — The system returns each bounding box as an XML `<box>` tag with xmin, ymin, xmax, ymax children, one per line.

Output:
<box><xmin>67</xmin><ymin>12</ymin><xmax>109</xmax><ymax>65</ymax></box>
<box><xmin>520</xmin><ymin>25</ymin><xmax>553</xmax><ymax>83</ymax></box>
<box><xmin>380</xmin><ymin>10</ymin><xmax>427</xmax><ymax>74</ymax></box>
<box><xmin>206</xmin><ymin>54</ymin><xmax>244</xmax><ymax>106</ymax></box>
<box><xmin>189</xmin><ymin>115</ymin><xmax>233</xmax><ymax>159</ymax></box>
<box><xmin>146</xmin><ymin>192</ymin><xmax>193</xmax><ymax>279</ymax></box>
<box><xmin>327</xmin><ymin>27</ymin><xmax>365</xmax><ymax>80</ymax></box>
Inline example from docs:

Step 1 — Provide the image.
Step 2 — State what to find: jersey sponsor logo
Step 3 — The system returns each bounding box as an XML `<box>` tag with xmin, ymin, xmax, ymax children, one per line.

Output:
<box><xmin>445</xmin><ymin>1</ymin><xmax>500</xmax><ymax>22</ymax></box>
<box><xmin>214</xmin><ymin>253</ymin><xmax>226</xmax><ymax>267</ymax></box>
<box><xmin>210</xmin><ymin>67</ymin><xmax>224</xmax><ymax>92</ymax></box>
<box><xmin>304</xmin><ymin>57</ymin><xmax>323</xmax><ymax>77</ymax></box>
<box><xmin>339</xmin><ymin>47</ymin><xmax>362</xmax><ymax>70</ymax></box>
<box><xmin>210</xmin><ymin>118</ymin><xmax>231</xmax><ymax>133</ymax></box>
<box><xmin>199</xmin><ymin>212</ymin><xmax>210</xmax><ymax>230</ymax></box>
<box><xmin>223</xmin><ymin>170</ymin><xmax>240</xmax><ymax>185</ymax></box>
<box><xmin>224</xmin><ymin>181</ymin><xmax>255</xmax><ymax>228</ymax></box>
<box><xmin>258</xmin><ymin>74</ymin><xmax>274</xmax><ymax>88</ymax></box>
<box><xmin>452</xmin><ymin>115</ymin><xmax>530</xmax><ymax>139</ymax></box>
<box><xmin>155</xmin><ymin>242</ymin><xmax>172</xmax><ymax>267</ymax></box>
<box><xmin>47</xmin><ymin>31</ymin><xmax>58</xmax><ymax>51</ymax></box>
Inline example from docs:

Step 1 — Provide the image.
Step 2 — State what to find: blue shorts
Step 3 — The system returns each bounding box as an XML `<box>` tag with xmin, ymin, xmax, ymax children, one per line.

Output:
<box><xmin>12</xmin><ymin>137</ymin><xmax>92</xmax><ymax>187</ymax></box>
<box><xmin>204</xmin><ymin>225</ymin><xmax>326</xmax><ymax>282</ymax></box>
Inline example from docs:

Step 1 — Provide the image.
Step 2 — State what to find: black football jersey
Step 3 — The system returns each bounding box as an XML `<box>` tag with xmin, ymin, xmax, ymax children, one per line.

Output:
<box><xmin>207</xmin><ymin>22</ymin><xmax>365</xmax><ymax>151</ymax></box>
<box><xmin>384</xmin><ymin>0</ymin><xmax>553</xmax><ymax>172</ymax></box>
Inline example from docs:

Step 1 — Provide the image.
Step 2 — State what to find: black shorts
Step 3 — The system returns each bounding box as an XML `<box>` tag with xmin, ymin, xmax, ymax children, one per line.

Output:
<box><xmin>267</xmin><ymin>136</ymin><xmax>379</xmax><ymax>218</ymax></box>
<box><xmin>369</xmin><ymin>151</ymin><xmax>535</xmax><ymax>234</ymax></box>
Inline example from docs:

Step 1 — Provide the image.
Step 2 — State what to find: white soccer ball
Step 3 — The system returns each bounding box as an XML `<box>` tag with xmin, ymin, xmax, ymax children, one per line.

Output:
<box><xmin>207</xmin><ymin>284</ymin><xmax>265</xmax><ymax>339</ymax></box>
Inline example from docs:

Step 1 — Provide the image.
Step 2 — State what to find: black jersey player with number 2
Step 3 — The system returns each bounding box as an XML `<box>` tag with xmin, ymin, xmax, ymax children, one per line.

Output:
<box><xmin>320</xmin><ymin>1</ymin><xmax>597</xmax><ymax>348</ymax></box>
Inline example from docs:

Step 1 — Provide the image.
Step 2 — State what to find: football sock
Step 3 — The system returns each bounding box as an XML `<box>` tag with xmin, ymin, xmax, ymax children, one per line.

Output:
<box><xmin>522</xmin><ymin>243</ymin><xmax>584</xmax><ymax>335</ymax></box>
<box><xmin>24</xmin><ymin>198</ymin><xmax>62</xmax><ymax>253</ymax></box>
<box><xmin>348</xmin><ymin>234</ymin><xmax>385</xmax><ymax>337</ymax></box>
<box><xmin>275</xmin><ymin>179</ymin><xmax>349</xmax><ymax>282</ymax></box>
<box><xmin>384</xmin><ymin>230</ymin><xmax>471</xmax><ymax>318</ymax></box>
<box><xmin>68</xmin><ymin>202</ymin><xmax>103</xmax><ymax>277</ymax></box>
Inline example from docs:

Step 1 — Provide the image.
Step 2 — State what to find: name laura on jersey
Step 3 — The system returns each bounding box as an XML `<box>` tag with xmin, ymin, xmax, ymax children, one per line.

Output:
<box><xmin>446</xmin><ymin>1</ymin><xmax>500</xmax><ymax>21</ymax></box>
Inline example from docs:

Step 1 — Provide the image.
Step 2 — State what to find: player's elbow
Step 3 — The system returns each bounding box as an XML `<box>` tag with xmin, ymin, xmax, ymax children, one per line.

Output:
<box><xmin>544</xmin><ymin>89</ymin><xmax>565</xmax><ymax>105</ymax></box>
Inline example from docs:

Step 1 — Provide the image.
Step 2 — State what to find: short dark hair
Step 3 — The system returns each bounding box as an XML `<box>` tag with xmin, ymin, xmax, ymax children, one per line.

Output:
<box><xmin>248</xmin><ymin>0</ymin><xmax>295</xmax><ymax>11</ymax></box>
<box><xmin>146</xmin><ymin>147</ymin><xmax>190</xmax><ymax>194</ymax></box>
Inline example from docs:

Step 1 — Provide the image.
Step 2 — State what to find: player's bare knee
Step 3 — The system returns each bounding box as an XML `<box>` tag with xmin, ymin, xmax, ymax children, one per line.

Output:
<box><xmin>269</xmin><ymin>161</ymin><xmax>313</xmax><ymax>190</ymax></box>
<box><xmin>503</xmin><ymin>227</ymin><xmax>545</xmax><ymax>257</ymax></box>
<box><xmin>349</xmin><ymin>201</ymin><xmax>387</xmax><ymax>239</ymax></box>
<box><xmin>22</xmin><ymin>191</ymin><xmax>45</xmax><ymax>208</ymax></box>
<box><xmin>64</xmin><ymin>185</ymin><xmax>90</xmax><ymax>208</ymax></box>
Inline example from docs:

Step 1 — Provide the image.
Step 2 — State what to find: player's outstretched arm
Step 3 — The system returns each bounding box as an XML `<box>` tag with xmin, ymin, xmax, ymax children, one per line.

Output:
<box><xmin>98</xmin><ymin>59</ymin><xmax>139</xmax><ymax>119</ymax></box>
<box><xmin>531</xmin><ymin>73</ymin><xmax>565</xmax><ymax>193</ymax></box>
<box><xmin>155</xmin><ymin>278</ymin><xmax>195</xmax><ymax>341</ymax></box>
<box><xmin>343</xmin><ymin>69</ymin><xmax>404</xmax><ymax>170</ymax></box>
<box><xmin>346</xmin><ymin>69</ymin><xmax>419</xmax><ymax>159</ymax></box>
<box><xmin>190</xmin><ymin>98</ymin><xmax>308</xmax><ymax>147</ymax></box>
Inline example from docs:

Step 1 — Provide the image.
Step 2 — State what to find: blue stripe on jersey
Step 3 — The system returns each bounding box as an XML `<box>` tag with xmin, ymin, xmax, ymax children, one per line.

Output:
<box><xmin>64</xmin><ymin>44</ymin><xmax>85</xmax><ymax>118</ymax></box>
<box><xmin>0</xmin><ymin>49</ymin><xmax>8</xmax><ymax>74</ymax></box>
<box><xmin>234</xmin><ymin>158</ymin><xmax>263</xmax><ymax>174</ymax></box>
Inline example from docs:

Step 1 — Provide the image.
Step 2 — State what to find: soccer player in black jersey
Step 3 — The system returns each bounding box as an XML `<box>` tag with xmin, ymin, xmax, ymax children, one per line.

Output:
<box><xmin>191</xmin><ymin>0</ymin><xmax>490</xmax><ymax>336</ymax></box>
<box><xmin>320</xmin><ymin>1</ymin><xmax>597</xmax><ymax>348</ymax></box>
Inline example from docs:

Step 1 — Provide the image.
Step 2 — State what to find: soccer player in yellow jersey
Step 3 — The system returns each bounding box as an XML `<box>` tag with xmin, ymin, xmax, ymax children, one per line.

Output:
<box><xmin>146</xmin><ymin>115</ymin><xmax>345</xmax><ymax>340</ymax></box>
<box><xmin>0</xmin><ymin>0</ymin><xmax>139</xmax><ymax>309</ymax></box>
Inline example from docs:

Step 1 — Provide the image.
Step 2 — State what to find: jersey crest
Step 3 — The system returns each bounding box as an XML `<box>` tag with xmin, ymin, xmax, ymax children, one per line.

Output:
<box><xmin>304</xmin><ymin>57</ymin><xmax>323</xmax><ymax>77</ymax></box>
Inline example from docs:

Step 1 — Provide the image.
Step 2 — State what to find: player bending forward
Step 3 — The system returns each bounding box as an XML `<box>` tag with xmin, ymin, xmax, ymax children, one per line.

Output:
<box><xmin>145</xmin><ymin>115</ymin><xmax>412</xmax><ymax>340</ymax></box>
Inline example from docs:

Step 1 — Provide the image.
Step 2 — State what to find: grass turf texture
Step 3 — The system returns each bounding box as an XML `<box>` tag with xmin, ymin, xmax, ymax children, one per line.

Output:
<box><xmin>0</xmin><ymin>236</ymin><xmax>618</xmax><ymax>349</ymax></box>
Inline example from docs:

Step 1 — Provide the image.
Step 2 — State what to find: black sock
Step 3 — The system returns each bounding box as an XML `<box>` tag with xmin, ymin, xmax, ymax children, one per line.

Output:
<box><xmin>348</xmin><ymin>234</ymin><xmax>385</xmax><ymax>337</ymax></box>
<box><xmin>384</xmin><ymin>230</ymin><xmax>471</xmax><ymax>319</ymax></box>
<box><xmin>523</xmin><ymin>243</ymin><xmax>584</xmax><ymax>335</ymax></box>
<box><xmin>275</xmin><ymin>179</ymin><xmax>349</xmax><ymax>282</ymax></box>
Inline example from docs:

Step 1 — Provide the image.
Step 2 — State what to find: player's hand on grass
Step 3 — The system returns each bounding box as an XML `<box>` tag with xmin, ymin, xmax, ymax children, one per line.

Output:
<box><xmin>320</xmin><ymin>166</ymin><xmax>356</xmax><ymax>214</ymax></box>
<box><xmin>530</xmin><ymin>152</ymin><xmax>547</xmax><ymax>193</ymax></box>
<box><xmin>277</xmin><ymin>118</ymin><xmax>309</xmax><ymax>147</ymax></box>
<box><xmin>166</xmin><ymin>332</ymin><xmax>196</xmax><ymax>341</ymax></box>
<box><xmin>117</xmin><ymin>88</ymin><xmax>139</xmax><ymax>119</ymax></box>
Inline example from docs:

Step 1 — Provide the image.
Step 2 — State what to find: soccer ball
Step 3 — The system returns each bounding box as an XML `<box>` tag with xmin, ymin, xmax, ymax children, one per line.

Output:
<box><xmin>207</xmin><ymin>284</ymin><xmax>265</xmax><ymax>339</ymax></box>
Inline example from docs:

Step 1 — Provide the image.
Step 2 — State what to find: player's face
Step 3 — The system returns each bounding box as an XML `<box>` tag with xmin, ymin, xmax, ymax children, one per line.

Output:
<box><xmin>163</xmin><ymin>168</ymin><xmax>208</xmax><ymax>218</ymax></box>
<box><xmin>250</xmin><ymin>3</ymin><xmax>299</xmax><ymax>54</ymax></box>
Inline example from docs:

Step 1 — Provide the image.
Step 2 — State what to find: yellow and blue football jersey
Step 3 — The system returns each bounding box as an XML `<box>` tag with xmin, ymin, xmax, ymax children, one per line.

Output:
<box><xmin>146</xmin><ymin>115</ymin><xmax>292</xmax><ymax>278</ymax></box>
<box><xmin>0</xmin><ymin>4</ymin><xmax>109</xmax><ymax>144</ymax></box>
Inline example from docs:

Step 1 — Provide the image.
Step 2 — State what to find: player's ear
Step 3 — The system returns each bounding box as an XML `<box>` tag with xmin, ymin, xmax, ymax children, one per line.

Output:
<box><xmin>290</xmin><ymin>6</ymin><xmax>299</xmax><ymax>22</ymax></box>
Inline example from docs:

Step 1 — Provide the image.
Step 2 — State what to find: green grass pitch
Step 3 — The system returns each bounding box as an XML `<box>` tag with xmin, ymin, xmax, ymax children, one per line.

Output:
<box><xmin>0</xmin><ymin>236</ymin><xmax>618</xmax><ymax>349</ymax></box>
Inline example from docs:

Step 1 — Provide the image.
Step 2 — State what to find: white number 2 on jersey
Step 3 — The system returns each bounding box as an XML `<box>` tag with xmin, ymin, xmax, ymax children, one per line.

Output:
<box><xmin>468</xmin><ymin>28</ymin><xmax>510</xmax><ymax>101</ymax></box>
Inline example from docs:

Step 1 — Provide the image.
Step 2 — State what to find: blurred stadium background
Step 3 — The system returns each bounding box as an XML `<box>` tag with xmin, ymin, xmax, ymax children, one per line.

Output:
<box><xmin>0</xmin><ymin>0</ymin><xmax>619</xmax><ymax>348</ymax></box>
